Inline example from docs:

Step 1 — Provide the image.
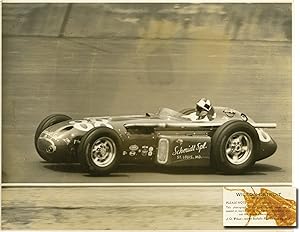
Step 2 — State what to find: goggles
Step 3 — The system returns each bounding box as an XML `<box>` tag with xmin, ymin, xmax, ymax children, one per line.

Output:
<box><xmin>197</xmin><ymin>103</ymin><xmax>211</xmax><ymax>112</ymax></box>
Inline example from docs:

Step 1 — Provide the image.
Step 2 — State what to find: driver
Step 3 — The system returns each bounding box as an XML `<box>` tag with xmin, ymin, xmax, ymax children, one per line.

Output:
<box><xmin>183</xmin><ymin>98</ymin><xmax>216</xmax><ymax>121</ymax></box>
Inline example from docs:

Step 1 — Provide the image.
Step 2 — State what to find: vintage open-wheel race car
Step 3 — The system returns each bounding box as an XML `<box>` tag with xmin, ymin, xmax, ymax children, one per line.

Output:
<box><xmin>35</xmin><ymin>106</ymin><xmax>277</xmax><ymax>175</ymax></box>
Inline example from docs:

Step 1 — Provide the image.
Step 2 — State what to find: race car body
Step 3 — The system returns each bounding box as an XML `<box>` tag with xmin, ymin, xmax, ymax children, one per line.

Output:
<box><xmin>35</xmin><ymin>106</ymin><xmax>277</xmax><ymax>175</ymax></box>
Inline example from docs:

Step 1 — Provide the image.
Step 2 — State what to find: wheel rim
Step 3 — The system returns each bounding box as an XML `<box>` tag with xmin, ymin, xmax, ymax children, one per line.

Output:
<box><xmin>225</xmin><ymin>131</ymin><xmax>253</xmax><ymax>165</ymax></box>
<box><xmin>90</xmin><ymin>137</ymin><xmax>116</xmax><ymax>167</ymax></box>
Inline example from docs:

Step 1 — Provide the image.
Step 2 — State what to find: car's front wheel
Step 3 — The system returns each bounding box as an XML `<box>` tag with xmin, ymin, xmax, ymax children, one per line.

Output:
<box><xmin>78</xmin><ymin>127</ymin><xmax>121</xmax><ymax>175</ymax></box>
<box><xmin>211</xmin><ymin>120</ymin><xmax>259</xmax><ymax>174</ymax></box>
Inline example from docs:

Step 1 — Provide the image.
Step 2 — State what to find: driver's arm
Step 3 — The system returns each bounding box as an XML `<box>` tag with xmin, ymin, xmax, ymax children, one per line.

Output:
<box><xmin>182</xmin><ymin>112</ymin><xmax>198</xmax><ymax>121</ymax></box>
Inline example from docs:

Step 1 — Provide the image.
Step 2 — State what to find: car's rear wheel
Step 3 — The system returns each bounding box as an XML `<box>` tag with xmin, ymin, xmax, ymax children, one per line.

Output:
<box><xmin>34</xmin><ymin>114</ymin><xmax>72</xmax><ymax>162</ymax></box>
<box><xmin>78</xmin><ymin>127</ymin><xmax>121</xmax><ymax>175</ymax></box>
<box><xmin>211</xmin><ymin>120</ymin><xmax>259</xmax><ymax>174</ymax></box>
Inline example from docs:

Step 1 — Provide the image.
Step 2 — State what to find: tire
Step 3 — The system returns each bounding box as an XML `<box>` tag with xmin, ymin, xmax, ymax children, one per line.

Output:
<box><xmin>34</xmin><ymin>114</ymin><xmax>72</xmax><ymax>162</ymax></box>
<box><xmin>211</xmin><ymin>120</ymin><xmax>259</xmax><ymax>174</ymax></box>
<box><xmin>78</xmin><ymin>127</ymin><xmax>121</xmax><ymax>175</ymax></box>
<box><xmin>179</xmin><ymin>108</ymin><xmax>195</xmax><ymax>115</ymax></box>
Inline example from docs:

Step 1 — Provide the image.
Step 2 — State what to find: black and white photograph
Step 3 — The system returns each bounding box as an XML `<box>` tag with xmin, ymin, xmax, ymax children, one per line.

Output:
<box><xmin>1</xmin><ymin>1</ymin><xmax>294</xmax><ymax>230</ymax></box>
<box><xmin>2</xmin><ymin>2</ymin><xmax>292</xmax><ymax>184</ymax></box>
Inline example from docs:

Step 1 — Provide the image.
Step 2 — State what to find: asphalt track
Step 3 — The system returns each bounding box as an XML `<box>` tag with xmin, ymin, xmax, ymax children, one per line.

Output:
<box><xmin>2</xmin><ymin>187</ymin><xmax>222</xmax><ymax>229</ymax></box>
<box><xmin>1</xmin><ymin>187</ymin><xmax>294</xmax><ymax>230</ymax></box>
<box><xmin>2</xmin><ymin>37</ymin><xmax>291</xmax><ymax>183</ymax></box>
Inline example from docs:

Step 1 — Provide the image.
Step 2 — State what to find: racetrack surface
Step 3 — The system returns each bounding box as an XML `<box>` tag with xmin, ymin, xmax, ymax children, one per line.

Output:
<box><xmin>1</xmin><ymin>187</ymin><xmax>222</xmax><ymax>230</ymax></box>
<box><xmin>1</xmin><ymin>186</ymin><xmax>294</xmax><ymax>230</ymax></box>
<box><xmin>2</xmin><ymin>37</ymin><xmax>291</xmax><ymax>183</ymax></box>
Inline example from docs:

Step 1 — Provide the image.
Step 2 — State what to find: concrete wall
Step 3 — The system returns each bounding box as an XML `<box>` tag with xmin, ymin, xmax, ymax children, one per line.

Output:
<box><xmin>2</xmin><ymin>4</ymin><xmax>69</xmax><ymax>37</ymax></box>
<box><xmin>3</xmin><ymin>3</ymin><xmax>291</xmax><ymax>41</ymax></box>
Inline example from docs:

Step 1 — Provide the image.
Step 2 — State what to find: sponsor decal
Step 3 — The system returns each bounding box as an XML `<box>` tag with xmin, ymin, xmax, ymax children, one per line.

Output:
<box><xmin>148</xmin><ymin>146</ymin><xmax>154</xmax><ymax>156</ymax></box>
<box><xmin>172</xmin><ymin>142</ymin><xmax>208</xmax><ymax>156</ymax></box>
<box><xmin>125</xmin><ymin>145</ymin><xmax>154</xmax><ymax>157</ymax></box>
<box><xmin>63</xmin><ymin>138</ymin><xmax>71</xmax><ymax>145</ymax></box>
<box><xmin>129</xmin><ymin>151</ymin><xmax>136</xmax><ymax>156</ymax></box>
<box><xmin>129</xmin><ymin>144</ymin><xmax>139</xmax><ymax>151</ymax></box>
<box><xmin>172</xmin><ymin>142</ymin><xmax>208</xmax><ymax>160</ymax></box>
<box><xmin>141</xmin><ymin>145</ymin><xmax>148</xmax><ymax>156</ymax></box>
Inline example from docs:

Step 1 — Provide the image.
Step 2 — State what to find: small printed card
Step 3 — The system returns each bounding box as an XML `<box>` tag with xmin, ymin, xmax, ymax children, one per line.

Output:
<box><xmin>223</xmin><ymin>186</ymin><xmax>297</xmax><ymax>227</ymax></box>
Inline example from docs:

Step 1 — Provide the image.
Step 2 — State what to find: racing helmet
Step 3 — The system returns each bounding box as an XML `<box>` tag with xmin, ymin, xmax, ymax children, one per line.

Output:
<box><xmin>196</xmin><ymin>98</ymin><xmax>212</xmax><ymax>113</ymax></box>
